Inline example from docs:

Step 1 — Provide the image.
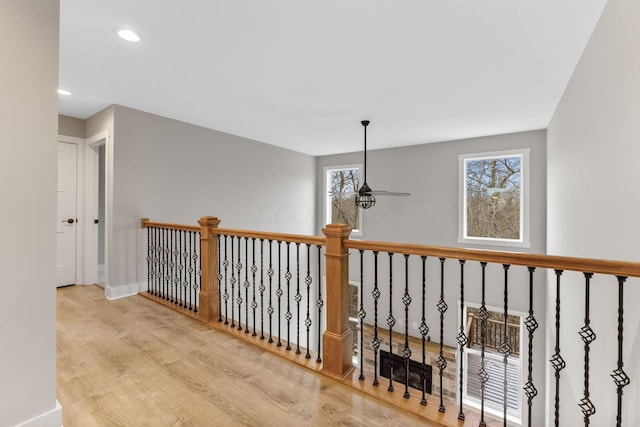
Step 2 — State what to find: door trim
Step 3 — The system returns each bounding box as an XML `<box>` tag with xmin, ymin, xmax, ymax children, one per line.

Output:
<box><xmin>84</xmin><ymin>130</ymin><xmax>111</xmax><ymax>288</ymax></box>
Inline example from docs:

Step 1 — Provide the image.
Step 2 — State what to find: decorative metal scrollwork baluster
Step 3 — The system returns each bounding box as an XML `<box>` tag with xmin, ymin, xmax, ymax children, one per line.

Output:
<box><xmin>358</xmin><ymin>250</ymin><xmax>366</xmax><ymax>380</ymax></box>
<box><xmin>177</xmin><ymin>230</ymin><xmax>183</xmax><ymax>305</ymax></box>
<box><xmin>612</xmin><ymin>276</ymin><xmax>629</xmax><ymax>427</ymax></box>
<box><xmin>387</xmin><ymin>252</ymin><xmax>395</xmax><ymax>393</ymax></box>
<box><xmin>223</xmin><ymin>235</ymin><xmax>229</xmax><ymax>324</ymax></box>
<box><xmin>182</xmin><ymin>231</ymin><xmax>190</xmax><ymax>307</ymax></box>
<box><xmin>276</xmin><ymin>241</ymin><xmax>283</xmax><ymax>347</ymax></box>
<box><xmin>304</xmin><ymin>244</ymin><xmax>312</xmax><ymax>359</ymax></box>
<box><xmin>193</xmin><ymin>231</ymin><xmax>199</xmax><ymax>312</ymax></box>
<box><xmin>402</xmin><ymin>254</ymin><xmax>412</xmax><ymax>399</ymax></box>
<box><xmin>500</xmin><ymin>264</ymin><xmax>512</xmax><ymax>426</ymax></box>
<box><xmin>419</xmin><ymin>256</ymin><xmax>429</xmax><ymax>406</ymax></box>
<box><xmin>238</xmin><ymin>237</ymin><xmax>249</xmax><ymax>334</ymax></box>
<box><xmin>295</xmin><ymin>243</ymin><xmax>302</xmax><ymax>355</ymax></box>
<box><xmin>579</xmin><ymin>272</ymin><xmax>596</xmax><ymax>425</ymax></box>
<box><xmin>285</xmin><ymin>242</ymin><xmax>292</xmax><ymax>351</ymax></box>
<box><xmin>236</xmin><ymin>237</ymin><xmax>243</xmax><ymax>329</ymax></box>
<box><xmin>244</xmin><ymin>238</ymin><xmax>251</xmax><ymax>333</ymax></box>
<box><xmin>478</xmin><ymin>262</ymin><xmax>489</xmax><ymax>427</ymax></box>
<box><xmin>230</xmin><ymin>237</ymin><xmax>236</xmax><ymax>327</ymax></box>
<box><xmin>437</xmin><ymin>258</ymin><xmax>447</xmax><ymax>413</ymax></box>
<box><xmin>217</xmin><ymin>235</ymin><xmax>222</xmax><ymax>322</ymax></box>
<box><xmin>550</xmin><ymin>270</ymin><xmax>566</xmax><ymax>427</ymax></box>
<box><xmin>267</xmin><ymin>240</ymin><xmax>274</xmax><ymax>343</ymax></box>
<box><xmin>259</xmin><ymin>239</ymin><xmax>265</xmax><ymax>339</ymax></box>
<box><xmin>146</xmin><ymin>227</ymin><xmax>152</xmax><ymax>293</ymax></box>
<box><xmin>523</xmin><ymin>267</ymin><xmax>538</xmax><ymax>427</ymax></box>
<box><xmin>371</xmin><ymin>251</ymin><xmax>380</xmax><ymax>387</ymax></box>
<box><xmin>173</xmin><ymin>231</ymin><xmax>180</xmax><ymax>305</ymax></box>
<box><xmin>168</xmin><ymin>229</ymin><xmax>174</xmax><ymax>303</ymax></box>
<box><xmin>252</xmin><ymin>238</ymin><xmax>258</xmax><ymax>337</ymax></box>
<box><xmin>161</xmin><ymin>228</ymin><xmax>168</xmax><ymax>299</ymax></box>
<box><xmin>456</xmin><ymin>260</ymin><xmax>467</xmax><ymax>421</ymax></box>
<box><xmin>316</xmin><ymin>244</ymin><xmax>323</xmax><ymax>363</ymax></box>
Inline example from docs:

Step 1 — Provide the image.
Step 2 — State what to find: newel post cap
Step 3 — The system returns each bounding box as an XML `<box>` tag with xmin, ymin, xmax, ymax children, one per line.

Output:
<box><xmin>198</xmin><ymin>216</ymin><xmax>221</xmax><ymax>227</ymax></box>
<box><xmin>322</xmin><ymin>223</ymin><xmax>352</xmax><ymax>238</ymax></box>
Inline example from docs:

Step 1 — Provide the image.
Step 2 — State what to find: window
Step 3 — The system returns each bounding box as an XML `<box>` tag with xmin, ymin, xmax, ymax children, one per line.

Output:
<box><xmin>459</xmin><ymin>149</ymin><xmax>530</xmax><ymax>247</ymax></box>
<box><xmin>463</xmin><ymin>305</ymin><xmax>524</xmax><ymax>425</ymax></box>
<box><xmin>325</xmin><ymin>165</ymin><xmax>362</xmax><ymax>234</ymax></box>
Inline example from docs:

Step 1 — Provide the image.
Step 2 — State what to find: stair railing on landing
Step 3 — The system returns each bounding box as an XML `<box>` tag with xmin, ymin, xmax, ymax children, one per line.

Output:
<box><xmin>141</xmin><ymin>216</ymin><xmax>640</xmax><ymax>427</ymax></box>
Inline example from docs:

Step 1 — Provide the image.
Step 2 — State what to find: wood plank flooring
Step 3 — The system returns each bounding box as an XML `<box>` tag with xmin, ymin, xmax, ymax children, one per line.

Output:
<box><xmin>57</xmin><ymin>285</ymin><xmax>434</xmax><ymax>426</ymax></box>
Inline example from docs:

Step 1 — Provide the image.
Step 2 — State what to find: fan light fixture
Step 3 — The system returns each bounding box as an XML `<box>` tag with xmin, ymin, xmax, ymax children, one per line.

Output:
<box><xmin>354</xmin><ymin>120</ymin><xmax>410</xmax><ymax>209</ymax></box>
<box><xmin>355</xmin><ymin>121</ymin><xmax>376</xmax><ymax>209</ymax></box>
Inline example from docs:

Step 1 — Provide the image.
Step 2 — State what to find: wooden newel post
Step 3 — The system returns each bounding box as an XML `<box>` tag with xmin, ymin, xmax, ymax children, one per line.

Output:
<box><xmin>321</xmin><ymin>223</ymin><xmax>354</xmax><ymax>380</ymax></box>
<box><xmin>198</xmin><ymin>216</ymin><xmax>221</xmax><ymax>323</ymax></box>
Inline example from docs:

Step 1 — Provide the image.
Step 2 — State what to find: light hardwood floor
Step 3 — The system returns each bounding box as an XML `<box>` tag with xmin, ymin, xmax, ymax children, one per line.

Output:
<box><xmin>57</xmin><ymin>285</ymin><xmax>433</xmax><ymax>426</ymax></box>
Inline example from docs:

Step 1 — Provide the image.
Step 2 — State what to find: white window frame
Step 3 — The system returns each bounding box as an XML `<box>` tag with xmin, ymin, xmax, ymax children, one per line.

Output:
<box><xmin>324</xmin><ymin>164</ymin><xmax>363</xmax><ymax>236</ymax></box>
<box><xmin>458</xmin><ymin>149</ymin><xmax>530</xmax><ymax>248</ymax></box>
<box><xmin>461</xmin><ymin>302</ymin><xmax>525</xmax><ymax>426</ymax></box>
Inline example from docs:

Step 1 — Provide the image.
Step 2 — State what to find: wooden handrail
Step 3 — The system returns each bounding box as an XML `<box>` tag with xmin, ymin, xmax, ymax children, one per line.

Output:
<box><xmin>210</xmin><ymin>227</ymin><xmax>326</xmax><ymax>246</ymax></box>
<box><xmin>140</xmin><ymin>218</ymin><xmax>200</xmax><ymax>233</ymax></box>
<box><xmin>345</xmin><ymin>239</ymin><xmax>640</xmax><ymax>278</ymax></box>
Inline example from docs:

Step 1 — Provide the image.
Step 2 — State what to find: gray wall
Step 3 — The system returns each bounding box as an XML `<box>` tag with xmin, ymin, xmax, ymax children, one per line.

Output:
<box><xmin>547</xmin><ymin>0</ymin><xmax>640</xmax><ymax>424</ymax></box>
<box><xmin>0</xmin><ymin>0</ymin><xmax>61</xmax><ymax>425</ymax></box>
<box><xmin>58</xmin><ymin>114</ymin><xmax>85</xmax><ymax>138</ymax></box>
<box><xmin>316</xmin><ymin>130</ymin><xmax>546</xmax><ymax>251</ymax></box>
<box><xmin>317</xmin><ymin>130</ymin><xmax>546</xmax><ymax>425</ymax></box>
<box><xmin>108</xmin><ymin>105</ymin><xmax>316</xmax><ymax>291</ymax></box>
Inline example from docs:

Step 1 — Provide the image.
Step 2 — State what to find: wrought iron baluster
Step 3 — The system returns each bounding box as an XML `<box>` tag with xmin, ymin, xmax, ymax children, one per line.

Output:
<box><xmin>478</xmin><ymin>262</ymin><xmax>489</xmax><ymax>427</ymax></box>
<box><xmin>217</xmin><ymin>235</ymin><xmax>222</xmax><ymax>322</ymax></box>
<box><xmin>259</xmin><ymin>239</ymin><xmax>265</xmax><ymax>339</ymax></box>
<box><xmin>550</xmin><ymin>270</ymin><xmax>566</xmax><ymax>427</ymax></box>
<box><xmin>500</xmin><ymin>264</ymin><xmax>512</xmax><ymax>426</ymax></box>
<box><xmin>285</xmin><ymin>242</ymin><xmax>292</xmax><ymax>351</ymax></box>
<box><xmin>387</xmin><ymin>252</ymin><xmax>395</xmax><ymax>393</ymax></box>
<box><xmin>182</xmin><ymin>231</ymin><xmax>189</xmax><ymax>307</ymax></box>
<box><xmin>358</xmin><ymin>250</ymin><xmax>366</xmax><ymax>380</ymax></box>
<box><xmin>252</xmin><ymin>238</ymin><xmax>258</xmax><ymax>337</ymax></box>
<box><xmin>316</xmin><ymin>244</ymin><xmax>323</xmax><ymax>363</ymax></box>
<box><xmin>173</xmin><ymin>231</ymin><xmax>180</xmax><ymax>305</ymax></box>
<box><xmin>168</xmin><ymin>229</ymin><xmax>174</xmax><ymax>303</ymax></box>
<box><xmin>244</xmin><ymin>238</ymin><xmax>251</xmax><ymax>333</ymax></box>
<box><xmin>230</xmin><ymin>236</ymin><xmax>236</xmax><ymax>327</ymax></box>
<box><xmin>523</xmin><ymin>267</ymin><xmax>538</xmax><ymax>427</ymax></box>
<box><xmin>457</xmin><ymin>260</ymin><xmax>467</xmax><ymax>421</ymax></box>
<box><xmin>223</xmin><ymin>235</ymin><xmax>229</xmax><ymax>324</ymax></box>
<box><xmin>193</xmin><ymin>231</ymin><xmax>199</xmax><ymax>312</ymax></box>
<box><xmin>437</xmin><ymin>257</ymin><xmax>447</xmax><ymax>413</ymax></box>
<box><xmin>146</xmin><ymin>227</ymin><xmax>152</xmax><ymax>293</ymax></box>
<box><xmin>612</xmin><ymin>276</ymin><xmax>629</xmax><ymax>427</ymax></box>
<box><xmin>244</xmin><ymin>238</ymin><xmax>250</xmax><ymax>333</ymax></box>
<box><xmin>402</xmin><ymin>254</ymin><xmax>412</xmax><ymax>399</ymax></box>
<box><xmin>371</xmin><ymin>251</ymin><xmax>380</xmax><ymax>387</ymax></box>
<box><xmin>161</xmin><ymin>228</ymin><xmax>167</xmax><ymax>299</ymax></box>
<box><xmin>177</xmin><ymin>230</ymin><xmax>183</xmax><ymax>305</ymax></box>
<box><xmin>236</xmin><ymin>237</ymin><xmax>243</xmax><ymax>329</ymax></box>
<box><xmin>579</xmin><ymin>272</ymin><xmax>596</xmax><ymax>425</ymax></box>
<box><xmin>295</xmin><ymin>243</ymin><xmax>302</xmax><ymax>355</ymax></box>
<box><xmin>419</xmin><ymin>256</ymin><xmax>429</xmax><ymax>406</ymax></box>
<box><xmin>189</xmin><ymin>231</ymin><xmax>195</xmax><ymax>310</ymax></box>
<box><xmin>304</xmin><ymin>244</ymin><xmax>312</xmax><ymax>359</ymax></box>
<box><xmin>276</xmin><ymin>241</ymin><xmax>283</xmax><ymax>347</ymax></box>
<box><xmin>267</xmin><ymin>240</ymin><xmax>274</xmax><ymax>343</ymax></box>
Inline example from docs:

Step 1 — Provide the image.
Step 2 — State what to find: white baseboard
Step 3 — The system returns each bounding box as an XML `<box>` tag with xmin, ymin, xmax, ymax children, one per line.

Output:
<box><xmin>105</xmin><ymin>282</ymin><xmax>141</xmax><ymax>300</ymax></box>
<box><xmin>14</xmin><ymin>400</ymin><xmax>62</xmax><ymax>427</ymax></box>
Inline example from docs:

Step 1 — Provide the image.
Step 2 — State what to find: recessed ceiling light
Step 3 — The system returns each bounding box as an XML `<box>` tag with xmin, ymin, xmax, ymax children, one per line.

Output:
<box><xmin>117</xmin><ymin>28</ymin><xmax>141</xmax><ymax>42</ymax></box>
<box><xmin>58</xmin><ymin>88</ymin><xmax>72</xmax><ymax>96</ymax></box>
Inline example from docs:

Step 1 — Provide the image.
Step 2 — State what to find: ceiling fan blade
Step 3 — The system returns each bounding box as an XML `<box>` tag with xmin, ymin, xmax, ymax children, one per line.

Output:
<box><xmin>328</xmin><ymin>191</ymin><xmax>358</xmax><ymax>196</ymax></box>
<box><xmin>368</xmin><ymin>190</ymin><xmax>411</xmax><ymax>196</ymax></box>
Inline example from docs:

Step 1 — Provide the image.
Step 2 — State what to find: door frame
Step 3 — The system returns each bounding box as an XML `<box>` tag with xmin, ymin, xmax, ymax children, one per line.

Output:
<box><xmin>58</xmin><ymin>130</ymin><xmax>111</xmax><ymax>288</ymax></box>
<box><xmin>84</xmin><ymin>130</ymin><xmax>111</xmax><ymax>287</ymax></box>
<box><xmin>58</xmin><ymin>135</ymin><xmax>83</xmax><ymax>285</ymax></box>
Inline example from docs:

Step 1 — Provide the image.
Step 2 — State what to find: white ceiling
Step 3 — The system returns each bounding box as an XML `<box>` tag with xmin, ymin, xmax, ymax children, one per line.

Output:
<box><xmin>58</xmin><ymin>0</ymin><xmax>607</xmax><ymax>156</ymax></box>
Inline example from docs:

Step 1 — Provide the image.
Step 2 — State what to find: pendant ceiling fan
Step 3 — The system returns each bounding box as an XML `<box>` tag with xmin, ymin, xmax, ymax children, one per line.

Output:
<box><xmin>341</xmin><ymin>120</ymin><xmax>410</xmax><ymax>209</ymax></box>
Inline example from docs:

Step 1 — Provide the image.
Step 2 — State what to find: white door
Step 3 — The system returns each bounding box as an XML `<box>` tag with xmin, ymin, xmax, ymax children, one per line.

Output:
<box><xmin>57</xmin><ymin>142</ymin><xmax>77</xmax><ymax>286</ymax></box>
